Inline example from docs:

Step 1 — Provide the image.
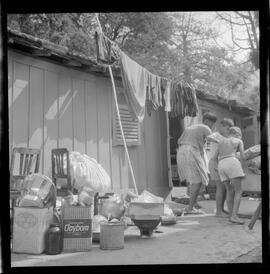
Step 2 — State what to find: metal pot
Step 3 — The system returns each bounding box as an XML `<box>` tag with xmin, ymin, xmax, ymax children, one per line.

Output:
<box><xmin>99</xmin><ymin>200</ymin><xmax>125</xmax><ymax>220</ymax></box>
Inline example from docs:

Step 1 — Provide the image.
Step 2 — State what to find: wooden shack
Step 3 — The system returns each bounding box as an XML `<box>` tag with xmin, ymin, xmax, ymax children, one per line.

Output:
<box><xmin>8</xmin><ymin>28</ymin><xmax>259</xmax><ymax>197</ymax></box>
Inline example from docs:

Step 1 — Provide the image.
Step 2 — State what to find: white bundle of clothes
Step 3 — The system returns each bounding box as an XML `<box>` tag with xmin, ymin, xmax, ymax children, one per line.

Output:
<box><xmin>68</xmin><ymin>151</ymin><xmax>111</xmax><ymax>192</ymax></box>
<box><xmin>236</xmin><ymin>144</ymin><xmax>261</xmax><ymax>175</ymax></box>
<box><xmin>244</xmin><ymin>145</ymin><xmax>261</xmax><ymax>175</ymax></box>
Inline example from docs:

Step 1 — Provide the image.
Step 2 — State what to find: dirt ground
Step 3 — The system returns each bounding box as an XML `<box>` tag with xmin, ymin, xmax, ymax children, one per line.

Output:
<box><xmin>10</xmin><ymin>198</ymin><xmax>262</xmax><ymax>267</ymax></box>
<box><xmin>230</xmin><ymin>246</ymin><xmax>262</xmax><ymax>263</ymax></box>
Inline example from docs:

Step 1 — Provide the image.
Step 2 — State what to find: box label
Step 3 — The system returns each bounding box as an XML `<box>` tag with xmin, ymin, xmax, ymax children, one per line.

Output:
<box><xmin>62</xmin><ymin>219</ymin><xmax>91</xmax><ymax>238</ymax></box>
<box><xmin>15</xmin><ymin>212</ymin><xmax>38</xmax><ymax>229</ymax></box>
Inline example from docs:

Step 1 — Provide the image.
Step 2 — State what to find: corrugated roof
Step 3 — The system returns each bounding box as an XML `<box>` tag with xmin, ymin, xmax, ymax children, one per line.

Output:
<box><xmin>7</xmin><ymin>28</ymin><xmax>259</xmax><ymax>116</ymax></box>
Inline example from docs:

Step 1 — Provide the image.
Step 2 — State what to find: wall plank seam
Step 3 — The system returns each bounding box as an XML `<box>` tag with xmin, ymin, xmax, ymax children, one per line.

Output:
<box><xmin>143</xmin><ymin>119</ymin><xmax>149</xmax><ymax>190</ymax></box>
<box><xmin>42</xmin><ymin>69</ymin><xmax>45</xmax><ymax>173</ymax></box>
<box><xmin>10</xmin><ymin>59</ymin><xmax>14</xmax><ymax>154</ymax></box>
<box><xmin>57</xmin><ymin>72</ymin><xmax>59</xmax><ymax>148</ymax></box>
<box><xmin>95</xmin><ymin>80</ymin><xmax>100</xmax><ymax>163</ymax></box>
<box><xmin>27</xmin><ymin>64</ymin><xmax>30</xmax><ymax>148</ymax></box>
<box><xmin>84</xmin><ymin>80</ymin><xmax>87</xmax><ymax>154</ymax></box>
<box><xmin>71</xmin><ymin>77</ymin><xmax>74</xmax><ymax>152</ymax></box>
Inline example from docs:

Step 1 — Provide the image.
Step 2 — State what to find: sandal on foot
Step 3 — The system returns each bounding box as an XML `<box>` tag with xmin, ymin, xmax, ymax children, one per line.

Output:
<box><xmin>229</xmin><ymin>218</ymin><xmax>245</xmax><ymax>225</ymax></box>
<box><xmin>184</xmin><ymin>209</ymin><xmax>205</xmax><ymax>215</ymax></box>
<box><xmin>215</xmin><ymin>212</ymin><xmax>228</xmax><ymax>218</ymax></box>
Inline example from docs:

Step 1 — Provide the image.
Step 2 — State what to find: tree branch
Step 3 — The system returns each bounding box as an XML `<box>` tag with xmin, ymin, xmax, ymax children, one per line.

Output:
<box><xmin>216</xmin><ymin>12</ymin><xmax>248</xmax><ymax>26</ymax></box>
<box><xmin>120</xmin><ymin>30</ymin><xmax>132</xmax><ymax>46</ymax></box>
<box><xmin>111</xmin><ymin>18</ymin><xmax>125</xmax><ymax>41</ymax></box>
<box><xmin>235</xmin><ymin>11</ymin><xmax>250</xmax><ymax>20</ymax></box>
<box><xmin>248</xmin><ymin>11</ymin><xmax>259</xmax><ymax>49</ymax></box>
<box><xmin>242</xmin><ymin>16</ymin><xmax>255</xmax><ymax>51</ymax></box>
<box><xmin>185</xmin><ymin>13</ymin><xmax>192</xmax><ymax>37</ymax></box>
<box><xmin>229</xmin><ymin>15</ymin><xmax>252</xmax><ymax>50</ymax></box>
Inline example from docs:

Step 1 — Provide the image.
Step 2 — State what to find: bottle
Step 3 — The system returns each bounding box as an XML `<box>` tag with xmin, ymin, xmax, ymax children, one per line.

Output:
<box><xmin>44</xmin><ymin>223</ymin><xmax>62</xmax><ymax>255</ymax></box>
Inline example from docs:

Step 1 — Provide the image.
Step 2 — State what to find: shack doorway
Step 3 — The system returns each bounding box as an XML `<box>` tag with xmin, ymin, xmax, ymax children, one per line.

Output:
<box><xmin>168</xmin><ymin>116</ymin><xmax>185</xmax><ymax>187</ymax></box>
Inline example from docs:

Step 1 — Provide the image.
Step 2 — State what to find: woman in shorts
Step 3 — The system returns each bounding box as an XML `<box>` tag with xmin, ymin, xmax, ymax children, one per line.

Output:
<box><xmin>213</xmin><ymin>126</ymin><xmax>246</xmax><ymax>224</ymax></box>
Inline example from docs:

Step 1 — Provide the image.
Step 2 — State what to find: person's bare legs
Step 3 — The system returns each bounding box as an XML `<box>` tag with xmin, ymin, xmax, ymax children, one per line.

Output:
<box><xmin>223</xmin><ymin>180</ymin><xmax>234</xmax><ymax>218</ymax></box>
<box><xmin>187</xmin><ymin>182</ymin><xmax>202</xmax><ymax>212</ymax></box>
<box><xmin>230</xmin><ymin>177</ymin><xmax>244</xmax><ymax>224</ymax></box>
<box><xmin>215</xmin><ymin>179</ymin><xmax>228</xmax><ymax>217</ymax></box>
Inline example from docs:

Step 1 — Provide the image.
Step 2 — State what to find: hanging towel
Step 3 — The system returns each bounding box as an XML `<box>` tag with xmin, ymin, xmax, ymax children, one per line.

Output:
<box><xmin>145</xmin><ymin>71</ymin><xmax>163</xmax><ymax>116</ymax></box>
<box><xmin>182</xmin><ymin>84</ymin><xmax>199</xmax><ymax>117</ymax></box>
<box><xmin>119</xmin><ymin>50</ymin><xmax>147</xmax><ymax>122</ymax></box>
<box><xmin>170</xmin><ymin>82</ymin><xmax>198</xmax><ymax>118</ymax></box>
<box><xmin>95</xmin><ymin>30</ymin><xmax>120</xmax><ymax>64</ymax></box>
<box><xmin>164</xmin><ymin>80</ymin><xmax>171</xmax><ymax>112</ymax></box>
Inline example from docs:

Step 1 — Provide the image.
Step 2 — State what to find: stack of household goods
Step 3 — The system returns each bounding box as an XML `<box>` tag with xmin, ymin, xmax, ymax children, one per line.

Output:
<box><xmin>12</xmin><ymin>174</ymin><xmax>56</xmax><ymax>254</ymax></box>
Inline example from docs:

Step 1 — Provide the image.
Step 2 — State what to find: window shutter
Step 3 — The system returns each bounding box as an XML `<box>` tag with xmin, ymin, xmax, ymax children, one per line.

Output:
<box><xmin>113</xmin><ymin>104</ymin><xmax>141</xmax><ymax>146</ymax></box>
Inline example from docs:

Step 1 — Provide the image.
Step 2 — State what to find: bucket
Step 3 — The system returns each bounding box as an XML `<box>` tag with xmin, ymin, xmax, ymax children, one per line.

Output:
<box><xmin>100</xmin><ymin>221</ymin><xmax>124</xmax><ymax>250</ymax></box>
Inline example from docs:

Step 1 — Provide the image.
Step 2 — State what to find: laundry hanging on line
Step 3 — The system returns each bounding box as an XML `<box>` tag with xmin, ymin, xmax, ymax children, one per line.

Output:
<box><xmin>145</xmin><ymin>71</ymin><xmax>163</xmax><ymax>117</ymax></box>
<box><xmin>119</xmin><ymin>50</ymin><xmax>148</xmax><ymax>123</ymax></box>
<box><xmin>95</xmin><ymin>29</ymin><xmax>198</xmax><ymax>121</ymax></box>
<box><xmin>169</xmin><ymin>82</ymin><xmax>199</xmax><ymax>119</ymax></box>
<box><xmin>95</xmin><ymin>30</ymin><xmax>120</xmax><ymax>64</ymax></box>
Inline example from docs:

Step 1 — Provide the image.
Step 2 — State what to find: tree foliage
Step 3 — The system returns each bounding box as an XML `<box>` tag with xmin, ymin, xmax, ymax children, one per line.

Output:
<box><xmin>216</xmin><ymin>11</ymin><xmax>259</xmax><ymax>70</ymax></box>
<box><xmin>7</xmin><ymin>12</ymin><xmax>259</xmax><ymax>110</ymax></box>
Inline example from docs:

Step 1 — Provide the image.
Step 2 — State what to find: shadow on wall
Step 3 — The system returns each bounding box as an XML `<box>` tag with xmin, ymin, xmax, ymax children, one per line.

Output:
<box><xmin>9</xmin><ymin>74</ymin><xmax>104</xmax><ymax>174</ymax></box>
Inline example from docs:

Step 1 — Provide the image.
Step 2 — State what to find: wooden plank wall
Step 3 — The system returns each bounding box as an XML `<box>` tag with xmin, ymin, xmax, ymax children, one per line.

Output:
<box><xmin>8</xmin><ymin>51</ymin><xmax>170</xmax><ymax>197</ymax></box>
<box><xmin>197</xmin><ymin>99</ymin><xmax>244</xmax><ymax>130</ymax></box>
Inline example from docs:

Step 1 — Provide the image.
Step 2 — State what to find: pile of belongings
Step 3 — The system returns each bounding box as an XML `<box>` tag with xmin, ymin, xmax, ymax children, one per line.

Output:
<box><xmin>243</xmin><ymin>144</ymin><xmax>261</xmax><ymax>175</ymax></box>
<box><xmin>17</xmin><ymin>174</ymin><xmax>56</xmax><ymax>208</ymax></box>
<box><xmin>127</xmin><ymin>190</ymin><xmax>177</xmax><ymax>225</ymax></box>
<box><xmin>98</xmin><ymin>193</ymin><xmax>126</xmax><ymax>220</ymax></box>
<box><xmin>92</xmin><ymin>193</ymin><xmax>128</xmax><ymax>239</ymax></box>
<box><xmin>63</xmin><ymin>151</ymin><xmax>111</xmax><ymax>193</ymax></box>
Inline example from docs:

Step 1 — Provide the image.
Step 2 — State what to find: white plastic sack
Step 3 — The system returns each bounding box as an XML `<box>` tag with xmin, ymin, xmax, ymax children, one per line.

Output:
<box><xmin>246</xmin><ymin>155</ymin><xmax>261</xmax><ymax>169</ymax></box>
<box><xmin>164</xmin><ymin>204</ymin><xmax>174</xmax><ymax>216</ymax></box>
<box><xmin>69</xmin><ymin>151</ymin><xmax>111</xmax><ymax>193</ymax></box>
<box><xmin>243</xmin><ymin>145</ymin><xmax>260</xmax><ymax>160</ymax></box>
<box><xmin>133</xmin><ymin>190</ymin><xmax>163</xmax><ymax>203</ymax></box>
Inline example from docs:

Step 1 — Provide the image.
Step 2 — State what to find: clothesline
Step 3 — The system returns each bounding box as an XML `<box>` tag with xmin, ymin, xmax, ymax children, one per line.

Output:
<box><xmin>94</xmin><ymin>13</ymin><xmax>199</xmax><ymax>122</ymax></box>
<box><xmin>94</xmin><ymin>15</ymin><xmax>195</xmax><ymax>91</ymax></box>
<box><xmin>95</xmin><ymin>13</ymin><xmax>139</xmax><ymax>195</ymax></box>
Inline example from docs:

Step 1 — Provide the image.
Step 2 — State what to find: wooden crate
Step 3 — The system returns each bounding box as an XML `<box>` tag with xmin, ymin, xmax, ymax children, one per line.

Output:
<box><xmin>61</xmin><ymin>206</ymin><xmax>93</xmax><ymax>252</ymax></box>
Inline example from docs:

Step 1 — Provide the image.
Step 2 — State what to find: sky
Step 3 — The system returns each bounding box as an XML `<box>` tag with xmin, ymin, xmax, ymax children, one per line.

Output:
<box><xmin>190</xmin><ymin>11</ymin><xmax>251</xmax><ymax>62</ymax></box>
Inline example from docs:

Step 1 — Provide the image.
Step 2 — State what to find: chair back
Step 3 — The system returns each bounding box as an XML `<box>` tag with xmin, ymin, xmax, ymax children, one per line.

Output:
<box><xmin>51</xmin><ymin>148</ymin><xmax>72</xmax><ymax>195</ymax></box>
<box><xmin>10</xmin><ymin>147</ymin><xmax>41</xmax><ymax>190</ymax></box>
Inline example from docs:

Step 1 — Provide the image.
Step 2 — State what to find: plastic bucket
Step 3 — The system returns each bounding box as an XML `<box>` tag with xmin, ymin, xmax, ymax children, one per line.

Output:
<box><xmin>100</xmin><ymin>221</ymin><xmax>124</xmax><ymax>250</ymax></box>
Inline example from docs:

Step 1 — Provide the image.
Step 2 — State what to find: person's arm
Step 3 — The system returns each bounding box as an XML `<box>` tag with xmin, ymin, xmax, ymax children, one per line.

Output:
<box><xmin>206</xmin><ymin>132</ymin><xmax>219</xmax><ymax>143</ymax></box>
<box><xmin>238</xmin><ymin>140</ymin><xmax>246</xmax><ymax>168</ymax></box>
<box><xmin>212</xmin><ymin>144</ymin><xmax>219</xmax><ymax>171</ymax></box>
<box><xmin>177</xmin><ymin>131</ymin><xmax>184</xmax><ymax>146</ymax></box>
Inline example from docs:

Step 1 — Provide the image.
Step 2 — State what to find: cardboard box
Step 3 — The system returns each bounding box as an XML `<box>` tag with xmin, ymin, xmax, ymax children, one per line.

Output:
<box><xmin>61</xmin><ymin>206</ymin><xmax>93</xmax><ymax>252</ymax></box>
<box><xmin>126</xmin><ymin>202</ymin><xmax>164</xmax><ymax>217</ymax></box>
<box><xmin>12</xmin><ymin>206</ymin><xmax>54</xmax><ymax>254</ymax></box>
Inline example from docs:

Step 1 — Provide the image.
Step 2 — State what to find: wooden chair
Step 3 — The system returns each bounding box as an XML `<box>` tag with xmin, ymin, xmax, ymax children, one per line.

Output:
<box><xmin>10</xmin><ymin>147</ymin><xmax>41</xmax><ymax>202</ymax></box>
<box><xmin>51</xmin><ymin>148</ymin><xmax>73</xmax><ymax>196</ymax></box>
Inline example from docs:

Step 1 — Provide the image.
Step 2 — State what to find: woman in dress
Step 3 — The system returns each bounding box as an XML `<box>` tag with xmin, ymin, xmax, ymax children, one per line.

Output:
<box><xmin>177</xmin><ymin>112</ymin><xmax>217</xmax><ymax>214</ymax></box>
